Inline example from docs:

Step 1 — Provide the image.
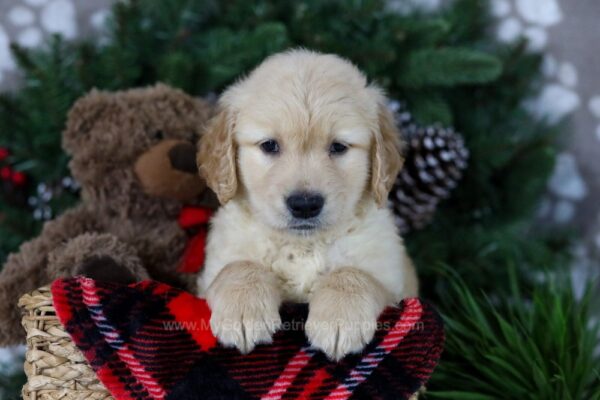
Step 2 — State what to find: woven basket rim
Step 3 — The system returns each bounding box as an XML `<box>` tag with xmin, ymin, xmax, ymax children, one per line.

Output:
<box><xmin>20</xmin><ymin>285</ymin><xmax>113</xmax><ymax>400</ymax></box>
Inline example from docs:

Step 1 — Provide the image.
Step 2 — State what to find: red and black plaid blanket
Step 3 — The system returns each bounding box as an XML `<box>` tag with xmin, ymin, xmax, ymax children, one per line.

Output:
<box><xmin>51</xmin><ymin>277</ymin><xmax>444</xmax><ymax>400</ymax></box>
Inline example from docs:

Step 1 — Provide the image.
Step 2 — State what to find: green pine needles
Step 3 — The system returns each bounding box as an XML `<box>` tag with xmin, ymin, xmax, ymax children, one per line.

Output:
<box><xmin>430</xmin><ymin>267</ymin><xmax>600</xmax><ymax>399</ymax></box>
<box><xmin>0</xmin><ymin>0</ymin><xmax>598</xmax><ymax>398</ymax></box>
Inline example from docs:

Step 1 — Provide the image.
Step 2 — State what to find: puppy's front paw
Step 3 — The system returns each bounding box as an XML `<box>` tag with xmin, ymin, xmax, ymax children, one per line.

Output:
<box><xmin>206</xmin><ymin>261</ymin><xmax>282</xmax><ymax>354</ymax></box>
<box><xmin>306</xmin><ymin>290</ymin><xmax>380</xmax><ymax>361</ymax></box>
<box><xmin>210</xmin><ymin>298</ymin><xmax>281</xmax><ymax>354</ymax></box>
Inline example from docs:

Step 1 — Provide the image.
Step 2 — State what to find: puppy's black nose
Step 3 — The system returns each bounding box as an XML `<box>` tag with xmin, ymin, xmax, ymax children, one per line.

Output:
<box><xmin>286</xmin><ymin>192</ymin><xmax>325</xmax><ymax>219</ymax></box>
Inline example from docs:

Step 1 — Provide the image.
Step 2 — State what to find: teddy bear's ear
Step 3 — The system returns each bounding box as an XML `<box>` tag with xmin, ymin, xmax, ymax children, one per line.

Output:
<box><xmin>62</xmin><ymin>89</ymin><xmax>117</xmax><ymax>156</ymax></box>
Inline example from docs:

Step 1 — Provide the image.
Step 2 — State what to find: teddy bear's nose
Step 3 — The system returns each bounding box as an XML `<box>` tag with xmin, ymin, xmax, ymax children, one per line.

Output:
<box><xmin>168</xmin><ymin>142</ymin><xmax>198</xmax><ymax>174</ymax></box>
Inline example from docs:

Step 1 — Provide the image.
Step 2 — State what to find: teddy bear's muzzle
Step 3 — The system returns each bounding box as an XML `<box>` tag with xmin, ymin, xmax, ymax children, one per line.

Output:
<box><xmin>134</xmin><ymin>139</ymin><xmax>206</xmax><ymax>201</ymax></box>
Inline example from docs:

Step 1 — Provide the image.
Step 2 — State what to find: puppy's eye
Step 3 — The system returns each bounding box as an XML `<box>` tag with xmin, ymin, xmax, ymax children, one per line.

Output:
<box><xmin>154</xmin><ymin>130</ymin><xmax>165</xmax><ymax>140</ymax></box>
<box><xmin>329</xmin><ymin>142</ymin><xmax>348</xmax><ymax>155</ymax></box>
<box><xmin>260</xmin><ymin>139</ymin><xmax>280</xmax><ymax>154</ymax></box>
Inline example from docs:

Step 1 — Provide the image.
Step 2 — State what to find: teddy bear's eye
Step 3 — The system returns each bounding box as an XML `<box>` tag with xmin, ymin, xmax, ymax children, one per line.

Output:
<box><xmin>154</xmin><ymin>130</ymin><xmax>165</xmax><ymax>140</ymax></box>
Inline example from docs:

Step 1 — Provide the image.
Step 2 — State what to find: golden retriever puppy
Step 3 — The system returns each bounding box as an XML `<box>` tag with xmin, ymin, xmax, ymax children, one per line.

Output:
<box><xmin>197</xmin><ymin>49</ymin><xmax>418</xmax><ymax>360</ymax></box>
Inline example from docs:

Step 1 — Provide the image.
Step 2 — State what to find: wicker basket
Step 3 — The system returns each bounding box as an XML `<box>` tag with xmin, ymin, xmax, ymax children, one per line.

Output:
<box><xmin>19</xmin><ymin>286</ymin><xmax>113</xmax><ymax>400</ymax></box>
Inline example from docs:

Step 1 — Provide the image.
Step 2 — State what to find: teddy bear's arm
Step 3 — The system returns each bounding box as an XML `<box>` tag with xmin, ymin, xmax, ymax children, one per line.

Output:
<box><xmin>47</xmin><ymin>232</ymin><xmax>149</xmax><ymax>283</ymax></box>
<box><xmin>0</xmin><ymin>204</ymin><xmax>100</xmax><ymax>346</ymax></box>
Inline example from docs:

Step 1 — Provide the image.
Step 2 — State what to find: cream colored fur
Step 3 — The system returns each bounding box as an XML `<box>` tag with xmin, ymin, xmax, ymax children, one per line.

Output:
<box><xmin>197</xmin><ymin>49</ymin><xmax>418</xmax><ymax>360</ymax></box>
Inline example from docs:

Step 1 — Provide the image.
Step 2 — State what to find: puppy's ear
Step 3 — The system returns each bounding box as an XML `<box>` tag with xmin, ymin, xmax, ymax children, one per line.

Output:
<box><xmin>197</xmin><ymin>108</ymin><xmax>238</xmax><ymax>204</ymax></box>
<box><xmin>371</xmin><ymin>101</ymin><xmax>403</xmax><ymax>208</ymax></box>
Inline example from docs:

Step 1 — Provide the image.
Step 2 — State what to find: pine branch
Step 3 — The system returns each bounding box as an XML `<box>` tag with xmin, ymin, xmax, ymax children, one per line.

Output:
<box><xmin>397</xmin><ymin>48</ymin><xmax>502</xmax><ymax>87</ymax></box>
<box><xmin>428</xmin><ymin>267</ymin><xmax>600</xmax><ymax>399</ymax></box>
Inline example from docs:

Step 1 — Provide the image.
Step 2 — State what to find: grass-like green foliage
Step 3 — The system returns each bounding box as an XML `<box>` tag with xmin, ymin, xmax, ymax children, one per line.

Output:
<box><xmin>0</xmin><ymin>0</ymin><xmax>596</xmax><ymax>397</ymax></box>
<box><xmin>429</xmin><ymin>267</ymin><xmax>600</xmax><ymax>399</ymax></box>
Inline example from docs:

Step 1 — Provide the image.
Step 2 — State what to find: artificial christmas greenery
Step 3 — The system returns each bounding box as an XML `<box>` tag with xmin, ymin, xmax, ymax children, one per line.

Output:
<box><xmin>0</xmin><ymin>0</ymin><xmax>598</xmax><ymax>398</ymax></box>
<box><xmin>431</xmin><ymin>267</ymin><xmax>600</xmax><ymax>399</ymax></box>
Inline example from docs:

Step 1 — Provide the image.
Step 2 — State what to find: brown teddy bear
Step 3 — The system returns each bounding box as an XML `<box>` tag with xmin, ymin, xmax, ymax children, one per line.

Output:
<box><xmin>0</xmin><ymin>84</ymin><xmax>216</xmax><ymax>346</ymax></box>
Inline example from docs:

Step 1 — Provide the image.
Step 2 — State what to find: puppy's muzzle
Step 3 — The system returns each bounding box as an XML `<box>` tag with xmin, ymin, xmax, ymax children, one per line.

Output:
<box><xmin>286</xmin><ymin>191</ymin><xmax>325</xmax><ymax>220</ymax></box>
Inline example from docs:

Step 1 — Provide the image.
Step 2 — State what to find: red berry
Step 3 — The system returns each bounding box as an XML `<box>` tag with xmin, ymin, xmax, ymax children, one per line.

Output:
<box><xmin>0</xmin><ymin>147</ymin><xmax>8</xmax><ymax>162</ymax></box>
<box><xmin>0</xmin><ymin>166</ymin><xmax>11</xmax><ymax>180</ymax></box>
<box><xmin>12</xmin><ymin>171</ymin><xmax>27</xmax><ymax>186</ymax></box>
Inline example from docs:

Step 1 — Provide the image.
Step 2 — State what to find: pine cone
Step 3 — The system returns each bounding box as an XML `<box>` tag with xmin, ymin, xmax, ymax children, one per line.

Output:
<box><xmin>388</xmin><ymin>101</ymin><xmax>469</xmax><ymax>233</ymax></box>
